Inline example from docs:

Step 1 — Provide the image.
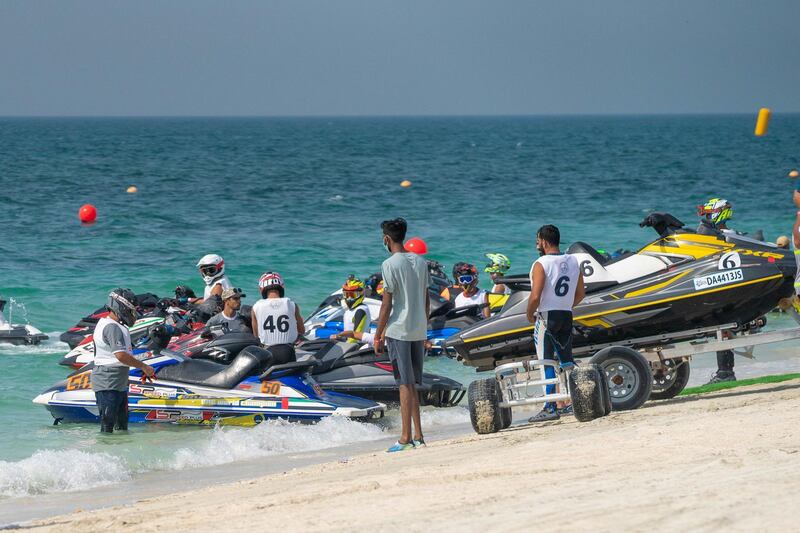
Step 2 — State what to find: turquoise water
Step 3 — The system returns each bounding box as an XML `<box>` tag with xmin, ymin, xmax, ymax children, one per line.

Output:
<box><xmin>1</xmin><ymin>115</ymin><xmax>799</xmax><ymax>498</ymax></box>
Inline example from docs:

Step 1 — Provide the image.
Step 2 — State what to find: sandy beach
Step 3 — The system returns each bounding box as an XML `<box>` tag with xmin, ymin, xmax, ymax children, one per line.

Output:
<box><xmin>24</xmin><ymin>379</ymin><xmax>800</xmax><ymax>532</ymax></box>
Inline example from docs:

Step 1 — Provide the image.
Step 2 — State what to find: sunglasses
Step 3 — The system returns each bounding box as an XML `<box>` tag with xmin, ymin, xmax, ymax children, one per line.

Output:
<box><xmin>458</xmin><ymin>274</ymin><xmax>476</xmax><ymax>285</ymax></box>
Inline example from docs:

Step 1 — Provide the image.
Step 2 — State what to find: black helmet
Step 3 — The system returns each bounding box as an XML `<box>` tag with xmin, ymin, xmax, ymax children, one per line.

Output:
<box><xmin>107</xmin><ymin>288</ymin><xmax>138</xmax><ymax>327</ymax></box>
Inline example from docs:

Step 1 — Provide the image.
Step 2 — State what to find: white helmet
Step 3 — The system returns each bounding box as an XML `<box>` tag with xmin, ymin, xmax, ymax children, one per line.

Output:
<box><xmin>196</xmin><ymin>254</ymin><xmax>225</xmax><ymax>285</ymax></box>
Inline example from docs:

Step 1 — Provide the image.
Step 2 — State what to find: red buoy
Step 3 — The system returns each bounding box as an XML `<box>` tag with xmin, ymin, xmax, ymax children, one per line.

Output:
<box><xmin>79</xmin><ymin>204</ymin><xmax>97</xmax><ymax>224</ymax></box>
<box><xmin>405</xmin><ymin>237</ymin><xmax>428</xmax><ymax>255</ymax></box>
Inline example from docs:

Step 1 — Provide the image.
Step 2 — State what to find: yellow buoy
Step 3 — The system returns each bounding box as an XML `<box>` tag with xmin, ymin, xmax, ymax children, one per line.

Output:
<box><xmin>789</xmin><ymin>170</ymin><xmax>799</xmax><ymax>178</ymax></box>
<box><xmin>400</xmin><ymin>180</ymin><xmax>412</xmax><ymax>188</ymax></box>
<box><xmin>127</xmin><ymin>186</ymin><xmax>138</xmax><ymax>194</ymax></box>
<box><xmin>754</xmin><ymin>108</ymin><xmax>770</xmax><ymax>136</ymax></box>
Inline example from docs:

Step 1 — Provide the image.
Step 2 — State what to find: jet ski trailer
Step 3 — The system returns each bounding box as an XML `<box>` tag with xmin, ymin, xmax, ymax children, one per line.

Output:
<box><xmin>466</xmin><ymin>319</ymin><xmax>800</xmax><ymax>434</ymax></box>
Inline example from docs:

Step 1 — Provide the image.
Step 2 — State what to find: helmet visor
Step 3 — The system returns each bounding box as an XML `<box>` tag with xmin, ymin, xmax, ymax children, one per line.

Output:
<box><xmin>343</xmin><ymin>290</ymin><xmax>362</xmax><ymax>299</ymax></box>
<box><xmin>199</xmin><ymin>265</ymin><xmax>220</xmax><ymax>277</ymax></box>
<box><xmin>458</xmin><ymin>274</ymin><xmax>476</xmax><ymax>286</ymax></box>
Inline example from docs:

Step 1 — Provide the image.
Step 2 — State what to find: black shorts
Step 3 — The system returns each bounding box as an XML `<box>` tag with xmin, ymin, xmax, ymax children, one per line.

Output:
<box><xmin>386</xmin><ymin>337</ymin><xmax>424</xmax><ymax>386</ymax></box>
<box><xmin>534</xmin><ymin>310</ymin><xmax>574</xmax><ymax>364</ymax></box>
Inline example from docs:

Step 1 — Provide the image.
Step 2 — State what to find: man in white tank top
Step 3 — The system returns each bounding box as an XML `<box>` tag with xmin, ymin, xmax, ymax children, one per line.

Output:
<box><xmin>526</xmin><ymin>225</ymin><xmax>585</xmax><ymax>423</ymax></box>
<box><xmin>251</xmin><ymin>271</ymin><xmax>305</xmax><ymax>348</ymax></box>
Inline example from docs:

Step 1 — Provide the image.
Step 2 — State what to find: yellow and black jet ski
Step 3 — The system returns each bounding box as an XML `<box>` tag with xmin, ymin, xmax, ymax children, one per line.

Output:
<box><xmin>446</xmin><ymin>213</ymin><xmax>796</xmax><ymax>370</ymax></box>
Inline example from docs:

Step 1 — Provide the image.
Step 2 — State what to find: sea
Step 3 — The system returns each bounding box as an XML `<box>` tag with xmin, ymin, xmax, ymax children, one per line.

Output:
<box><xmin>1</xmin><ymin>115</ymin><xmax>799</xmax><ymax>501</ymax></box>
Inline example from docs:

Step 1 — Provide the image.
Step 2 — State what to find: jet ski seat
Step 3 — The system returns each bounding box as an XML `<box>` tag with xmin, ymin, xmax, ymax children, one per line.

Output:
<box><xmin>568</xmin><ymin>242</ymin><xmax>611</xmax><ymax>266</ymax></box>
<box><xmin>312</xmin><ymin>341</ymin><xmax>365</xmax><ymax>373</ymax></box>
<box><xmin>157</xmin><ymin>345</ymin><xmax>281</xmax><ymax>389</ymax></box>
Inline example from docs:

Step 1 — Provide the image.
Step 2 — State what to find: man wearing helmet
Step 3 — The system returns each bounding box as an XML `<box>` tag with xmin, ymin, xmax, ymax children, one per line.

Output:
<box><xmin>334</xmin><ymin>276</ymin><xmax>372</xmax><ymax>344</ymax></box>
<box><xmin>453</xmin><ymin>263</ymin><xmax>490</xmax><ymax>319</ymax></box>
<box><xmin>194</xmin><ymin>254</ymin><xmax>233</xmax><ymax>304</ymax></box>
<box><xmin>485</xmin><ymin>253</ymin><xmax>511</xmax><ymax>294</ymax></box>
<box><xmin>698</xmin><ymin>198</ymin><xmax>738</xmax><ymax>384</ymax></box>
<box><xmin>251</xmin><ymin>272</ymin><xmax>305</xmax><ymax>348</ymax></box>
<box><xmin>91</xmin><ymin>288</ymin><xmax>156</xmax><ymax>433</ymax></box>
<box><xmin>697</xmin><ymin>198</ymin><xmax>733</xmax><ymax>234</ymax></box>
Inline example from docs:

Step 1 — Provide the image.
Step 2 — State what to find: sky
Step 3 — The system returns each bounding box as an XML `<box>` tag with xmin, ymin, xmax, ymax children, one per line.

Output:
<box><xmin>0</xmin><ymin>0</ymin><xmax>798</xmax><ymax>116</ymax></box>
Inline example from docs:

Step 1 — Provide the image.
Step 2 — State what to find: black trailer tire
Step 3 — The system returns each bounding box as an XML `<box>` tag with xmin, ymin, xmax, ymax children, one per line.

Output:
<box><xmin>568</xmin><ymin>364</ymin><xmax>605</xmax><ymax>422</ymax></box>
<box><xmin>650</xmin><ymin>359</ymin><xmax>691</xmax><ymax>400</ymax></box>
<box><xmin>468</xmin><ymin>378</ymin><xmax>502</xmax><ymax>434</ymax></box>
<box><xmin>597</xmin><ymin>369</ymin><xmax>613</xmax><ymax>416</ymax></box>
<box><xmin>500</xmin><ymin>406</ymin><xmax>513</xmax><ymax>429</ymax></box>
<box><xmin>590</xmin><ymin>346</ymin><xmax>653</xmax><ymax>411</ymax></box>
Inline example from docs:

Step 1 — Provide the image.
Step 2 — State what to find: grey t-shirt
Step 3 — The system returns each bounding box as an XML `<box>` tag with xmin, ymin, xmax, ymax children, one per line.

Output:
<box><xmin>91</xmin><ymin>318</ymin><xmax>131</xmax><ymax>392</ymax></box>
<box><xmin>381</xmin><ymin>252</ymin><xmax>431</xmax><ymax>341</ymax></box>
<box><xmin>206</xmin><ymin>311</ymin><xmax>247</xmax><ymax>333</ymax></box>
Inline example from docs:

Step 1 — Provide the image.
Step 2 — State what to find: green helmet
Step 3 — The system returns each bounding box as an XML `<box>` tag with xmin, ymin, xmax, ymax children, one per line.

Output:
<box><xmin>484</xmin><ymin>253</ymin><xmax>511</xmax><ymax>274</ymax></box>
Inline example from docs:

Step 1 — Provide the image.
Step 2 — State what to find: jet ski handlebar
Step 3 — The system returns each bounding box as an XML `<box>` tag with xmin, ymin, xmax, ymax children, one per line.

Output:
<box><xmin>259</xmin><ymin>359</ymin><xmax>320</xmax><ymax>381</ymax></box>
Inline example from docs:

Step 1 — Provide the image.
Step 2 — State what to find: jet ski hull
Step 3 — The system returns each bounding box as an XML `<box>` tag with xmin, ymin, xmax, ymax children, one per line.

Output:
<box><xmin>0</xmin><ymin>325</ymin><xmax>48</xmax><ymax>345</ymax></box>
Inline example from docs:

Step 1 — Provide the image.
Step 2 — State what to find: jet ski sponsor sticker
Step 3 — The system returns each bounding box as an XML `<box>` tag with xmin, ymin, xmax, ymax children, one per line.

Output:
<box><xmin>693</xmin><ymin>269</ymin><xmax>743</xmax><ymax>290</ymax></box>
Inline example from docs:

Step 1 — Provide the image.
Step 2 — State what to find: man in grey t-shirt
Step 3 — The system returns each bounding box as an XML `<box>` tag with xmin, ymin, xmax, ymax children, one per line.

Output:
<box><xmin>206</xmin><ymin>288</ymin><xmax>249</xmax><ymax>333</ymax></box>
<box><xmin>375</xmin><ymin>218</ymin><xmax>430</xmax><ymax>453</ymax></box>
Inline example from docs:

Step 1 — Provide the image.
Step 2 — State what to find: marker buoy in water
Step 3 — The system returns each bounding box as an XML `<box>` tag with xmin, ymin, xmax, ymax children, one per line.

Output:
<box><xmin>789</xmin><ymin>170</ymin><xmax>799</xmax><ymax>178</ymax></box>
<box><xmin>405</xmin><ymin>237</ymin><xmax>428</xmax><ymax>255</ymax></box>
<box><xmin>78</xmin><ymin>204</ymin><xmax>97</xmax><ymax>224</ymax></box>
<box><xmin>400</xmin><ymin>180</ymin><xmax>412</xmax><ymax>188</ymax></box>
<box><xmin>754</xmin><ymin>108</ymin><xmax>770</xmax><ymax>136</ymax></box>
<box><xmin>127</xmin><ymin>186</ymin><xmax>138</xmax><ymax>193</ymax></box>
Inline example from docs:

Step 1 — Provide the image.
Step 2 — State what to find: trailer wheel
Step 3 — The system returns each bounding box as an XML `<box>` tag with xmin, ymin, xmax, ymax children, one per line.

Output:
<box><xmin>568</xmin><ymin>364</ymin><xmax>606</xmax><ymax>422</ymax></box>
<box><xmin>468</xmin><ymin>378</ymin><xmax>502</xmax><ymax>434</ymax></box>
<box><xmin>590</xmin><ymin>346</ymin><xmax>653</xmax><ymax>411</ymax></box>
<box><xmin>500</xmin><ymin>406</ymin><xmax>513</xmax><ymax>429</ymax></box>
<box><xmin>650</xmin><ymin>359</ymin><xmax>691</xmax><ymax>400</ymax></box>
<box><xmin>597</xmin><ymin>369</ymin><xmax>613</xmax><ymax>416</ymax></box>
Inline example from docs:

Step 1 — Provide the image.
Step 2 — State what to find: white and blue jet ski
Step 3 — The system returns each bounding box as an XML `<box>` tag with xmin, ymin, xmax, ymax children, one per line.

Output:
<box><xmin>0</xmin><ymin>297</ymin><xmax>48</xmax><ymax>346</ymax></box>
<box><xmin>34</xmin><ymin>345</ymin><xmax>385</xmax><ymax>426</ymax></box>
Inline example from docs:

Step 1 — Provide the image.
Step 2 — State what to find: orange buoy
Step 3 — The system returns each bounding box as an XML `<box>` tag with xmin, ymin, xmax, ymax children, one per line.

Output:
<box><xmin>789</xmin><ymin>170</ymin><xmax>799</xmax><ymax>178</ymax></box>
<box><xmin>754</xmin><ymin>108</ymin><xmax>770</xmax><ymax>136</ymax></box>
<box><xmin>400</xmin><ymin>180</ymin><xmax>412</xmax><ymax>188</ymax></box>
<box><xmin>405</xmin><ymin>237</ymin><xmax>428</xmax><ymax>255</ymax></box>
<box><xmin>78</xmin><ymin>204</ymin><xmax>97</xmax><ymax>224</ymax></box>
<box><xmin>127</xmin><ymin>186</ymin><xmax>138</xmax><ymax>193</ymax></box>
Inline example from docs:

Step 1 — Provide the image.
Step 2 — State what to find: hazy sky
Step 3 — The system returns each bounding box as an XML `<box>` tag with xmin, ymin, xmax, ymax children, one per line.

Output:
<box><xmin>1</xmin><ymin>1</ymin><xmax>798</xmax><ymax>116</ymax></box>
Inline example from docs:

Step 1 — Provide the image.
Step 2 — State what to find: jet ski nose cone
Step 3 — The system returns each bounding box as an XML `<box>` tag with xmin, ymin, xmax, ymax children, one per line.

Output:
<box><xmin>32</xmin><ymin>392</ymin><xmax>53</xmax><ymax>405</ymax></box>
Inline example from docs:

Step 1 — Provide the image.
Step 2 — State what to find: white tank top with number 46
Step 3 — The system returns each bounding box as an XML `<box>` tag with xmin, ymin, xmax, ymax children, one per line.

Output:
<box><xmin>252</xmin><ymin>297</ymin><xmax>298</xmax><ymax>346</ymax></box>
<box><xmin>531</xmin><ymin>254</ymin><xmax>580</xmax><ymax>312</ymax></box>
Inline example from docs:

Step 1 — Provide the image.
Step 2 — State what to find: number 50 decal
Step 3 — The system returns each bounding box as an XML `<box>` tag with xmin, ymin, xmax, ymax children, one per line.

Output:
<box><xmin>718</xmin><ymin>252</ymin><xmax>741</xmax><ymax>270</ymax></box>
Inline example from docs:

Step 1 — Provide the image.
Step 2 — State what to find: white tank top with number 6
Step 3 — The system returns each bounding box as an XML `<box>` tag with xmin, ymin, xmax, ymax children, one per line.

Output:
<box><xmin>531</xmin><ymin>254</ymin><xmax>580</xmax><ymax>312</ymax></box>
<box><xmin>252</xmin><ymin>297</ymin><xmax>298</xmax><ymax>346</ymax></box>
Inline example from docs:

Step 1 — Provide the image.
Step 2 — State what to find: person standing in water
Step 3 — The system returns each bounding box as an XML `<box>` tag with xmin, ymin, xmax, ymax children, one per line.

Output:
<box><xmin>526</xmin><ymin>225</ymin><xmax>585</xmax><ymax>423</ymax></box>
<box><xmin>91</xmin><ymin>288</ymin><xmax>155</xmax><ymax>433</ymax></box>
<box><xmin>375</xmin><ymin>218</ymin><xmax>431</xmax><ymax>452</ymax></box>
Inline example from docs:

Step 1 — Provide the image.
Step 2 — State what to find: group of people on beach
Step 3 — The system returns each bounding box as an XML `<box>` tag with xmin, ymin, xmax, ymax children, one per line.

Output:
<box><xmin>86</xmin><ymin>183</ymin><xmax>800</xmax><ymax>449</ymax></box>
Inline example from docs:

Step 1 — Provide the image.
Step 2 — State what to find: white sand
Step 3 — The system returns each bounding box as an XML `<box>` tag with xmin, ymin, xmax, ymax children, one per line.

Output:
<box><xmin>28</xmin><ymin>380</ymin><xmax>800</xmax><ymax>532</ymax></box>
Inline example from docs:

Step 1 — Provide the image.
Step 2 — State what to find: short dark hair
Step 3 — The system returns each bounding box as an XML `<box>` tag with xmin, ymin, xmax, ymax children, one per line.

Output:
<box><xmin>537</xmin><ymin>224</ymin><xmax>560</xmax><ymax>246</ymax></box>
<box><xmin>381</xmin><ymin>218</ymin><xmax>407</xmax><ymax>243</ymax></box>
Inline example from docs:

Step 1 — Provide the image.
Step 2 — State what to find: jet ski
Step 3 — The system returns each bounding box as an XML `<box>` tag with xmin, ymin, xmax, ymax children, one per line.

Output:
<box><xmin>34</xmin><ymin>345</ymin><xmax>385</xmax><ymax>425</ymax></box>
<box><xmin>446</xmin><ymin>213</ymin><xmax>797</xmax><ymax>370</ymax></box>
<box><xmin>143</xmin><ymin>327</ymin><xmax>466</xmax><ymax>407</ymax></box>
<box><xmin>59</xmin><ymin>292</ymin><xmax>161</xmax><ymax>349</ymax></box>
<box><xmin>298</xmin><ymin>338</ymin><xmax>465</xmax><ymax>407</ymax></box>
<box><xmin>0</xmin><ymin>297</ymin><xmax>48</xmax><ymax>346</ymax></box>
<box><xmin>59</xmin><ymin>305</ymin><xmax>201</xmax><ymax>369</ymax></box>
